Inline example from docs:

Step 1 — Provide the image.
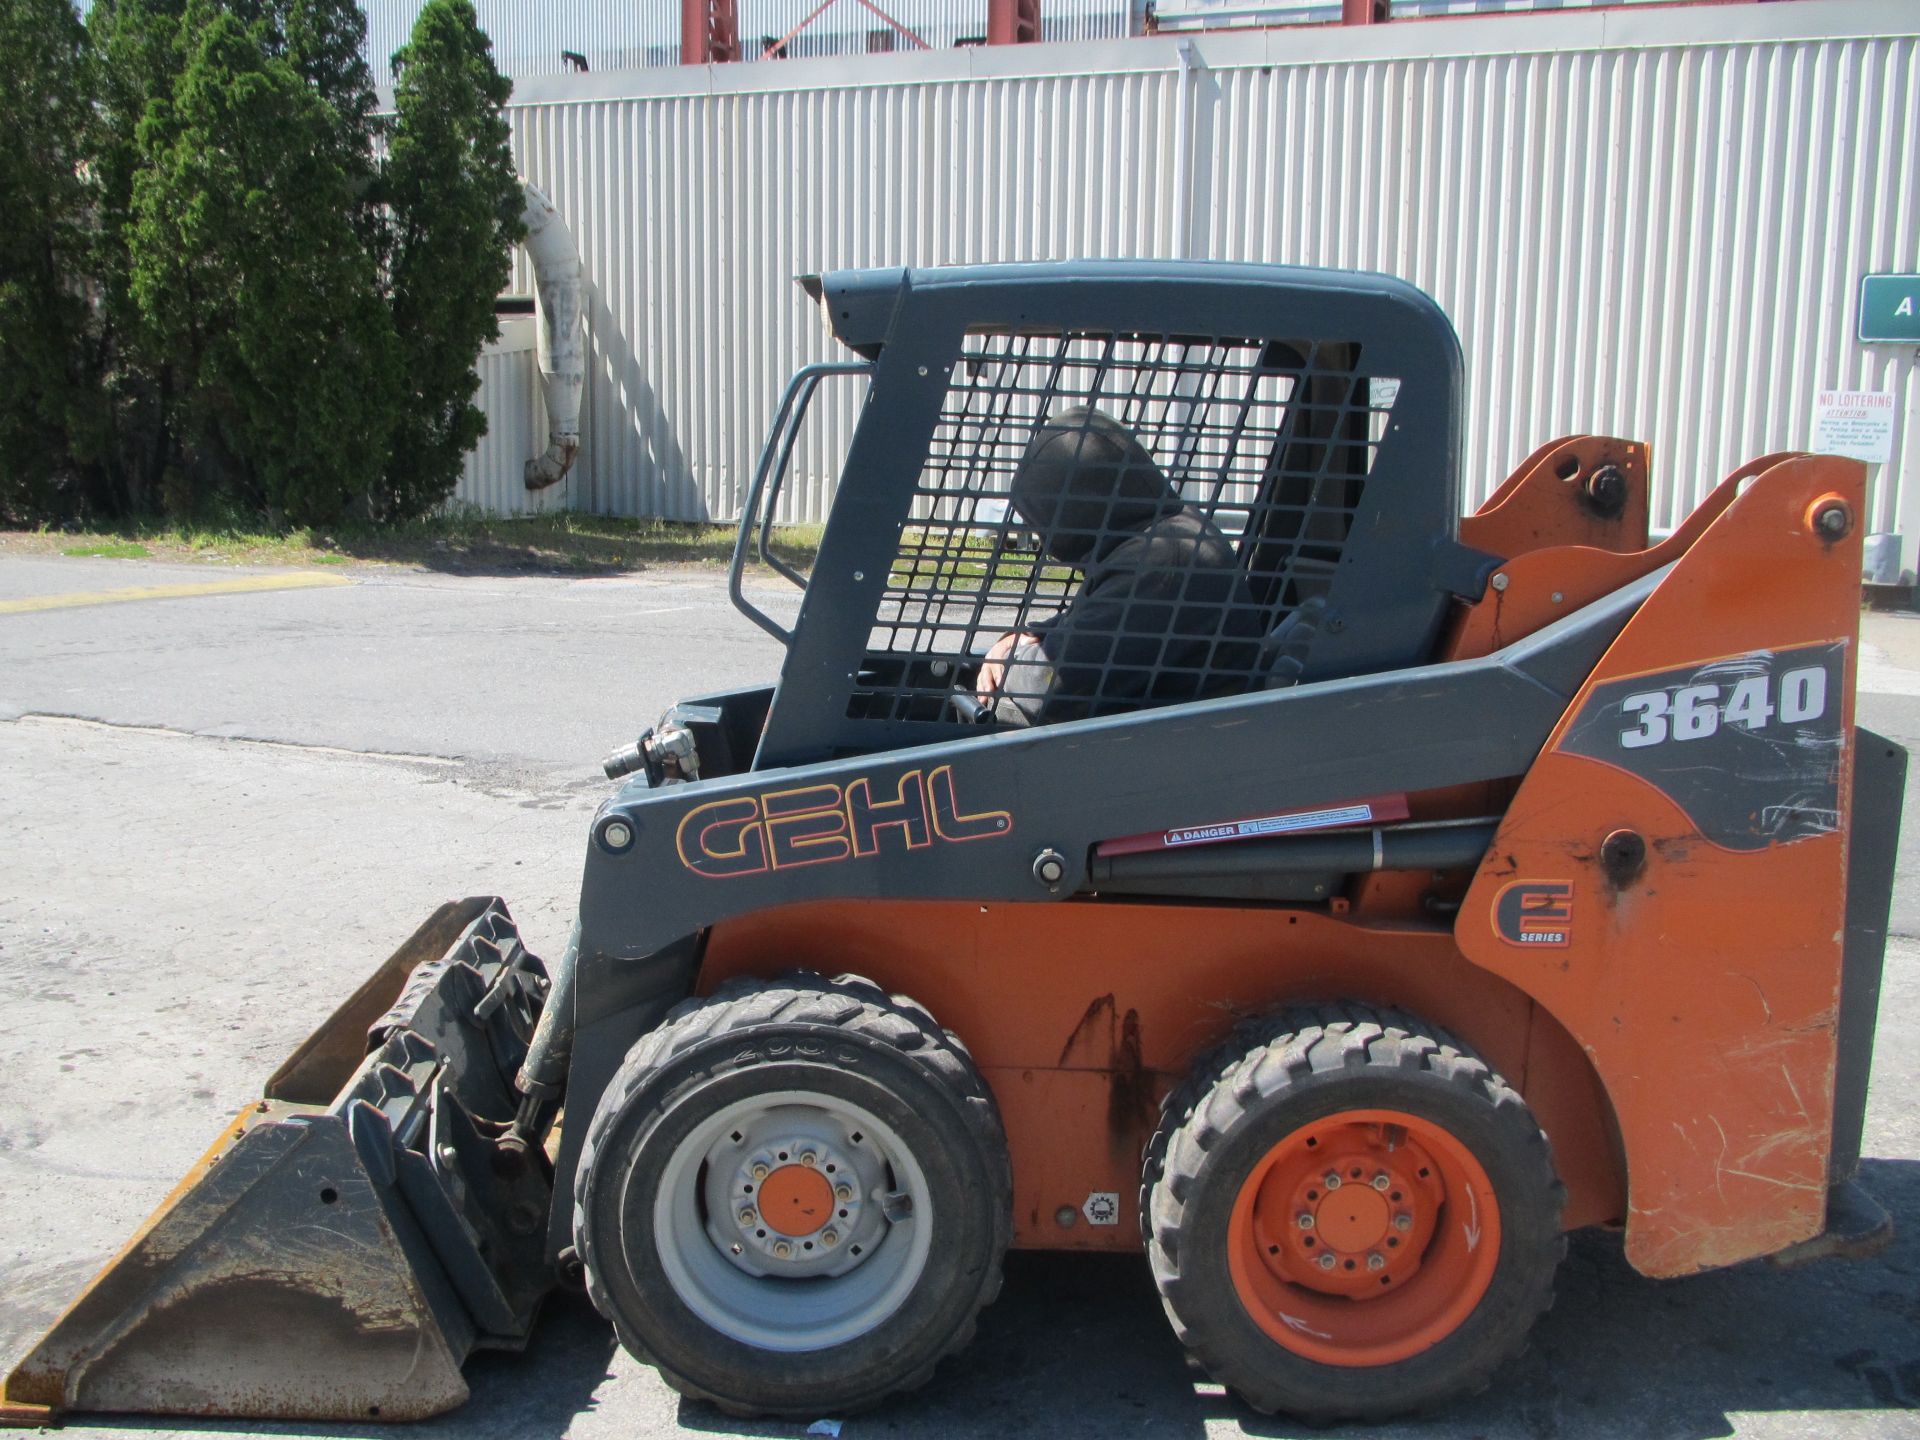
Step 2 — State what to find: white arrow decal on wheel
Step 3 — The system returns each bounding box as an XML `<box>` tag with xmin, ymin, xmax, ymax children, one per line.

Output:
<box><xmin>1464</xmin><ymin>1187</ymin><xmax>1482</xmax><ymax>1252</ymax></box>
<box><xmin>1278</xmin><ymin>1310</ymin><xmax>1334</xmax><ymax>1341</ymax></box>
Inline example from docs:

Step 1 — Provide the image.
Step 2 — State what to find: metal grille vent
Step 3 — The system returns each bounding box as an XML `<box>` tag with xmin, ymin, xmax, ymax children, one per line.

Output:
<box><xmin>852</xmin><ymin>329</ymin><xmax>1396</xmax><ymax>726</ymax></box>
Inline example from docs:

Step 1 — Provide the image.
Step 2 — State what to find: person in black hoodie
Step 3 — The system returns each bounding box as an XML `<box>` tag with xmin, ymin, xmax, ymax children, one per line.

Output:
<box><xmin>975</xmin><ymin>406</ymin><xmax>1266</xmax><ymax>724</ymax></box>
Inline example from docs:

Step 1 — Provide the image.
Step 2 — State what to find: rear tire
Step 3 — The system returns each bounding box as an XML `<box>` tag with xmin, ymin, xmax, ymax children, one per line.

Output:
<box><xmin>1146</xmin><ymin>1002</ymin><xmax>1564</xmax><ymax>1422</ymax></box>
<box><xmin>573</xmin><ymin>973</ymin><xmax>1011</xmax><ymax>1416</ymax></box>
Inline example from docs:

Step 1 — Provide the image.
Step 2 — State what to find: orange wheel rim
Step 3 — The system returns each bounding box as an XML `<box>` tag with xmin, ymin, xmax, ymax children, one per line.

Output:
<box><xmin>756</xmin><ymin>1163</ymin><xmax>836</xmax><ymax>1237</ymax></box>
<box><xmin>1226</xmin><ymin>1108</ymin><xmax>1501</xmax><ymax>1368</ymax></box>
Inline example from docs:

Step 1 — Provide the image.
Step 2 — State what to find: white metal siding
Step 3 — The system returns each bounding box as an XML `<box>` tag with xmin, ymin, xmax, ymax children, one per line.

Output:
<box><xmin>507</xmin><ymin>63</ymin><xmax>1186</xmax><ymax>521</ymax></box>
<box><xmin>365</xmin><ymin>1</ymin><xmax>678</xmax><ymax>77</ymax></box>
<box><xmin>454</xmin><ymin>319</ymin><xmax>571</xmax><ymax>516</ymax></box>
<box><xmin>1198</xmin><ymin>32</ymin><xmax>1920</xmax><ymax>537</ymax></box>
<box><xmin>362</xmin><ymin>2</ymin><xmax>1136</xmax><ymax>80</ymax></box>
<box><xmin>1209</xmin><ymin>14</ymin><xmax>1920</xmax><ymax>540</ymax></box>
<box><xmin>473</xmin><ymin>0</ymin><xmax>1919</xmax><ymax>564</ymax></box>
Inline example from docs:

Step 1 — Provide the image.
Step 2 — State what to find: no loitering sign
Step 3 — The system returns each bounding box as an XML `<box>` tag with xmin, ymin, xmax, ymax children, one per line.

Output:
<box><xmin>1813</xmin><ymin>390</ymin><xmax>1896</xmax><ymax>464</ymax></box>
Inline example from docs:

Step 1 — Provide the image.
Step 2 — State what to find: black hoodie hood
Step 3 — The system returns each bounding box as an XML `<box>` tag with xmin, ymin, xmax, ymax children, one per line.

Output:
<box><xmin>1010</xmin><ymin>407</ymin><xmax>1186</xmax><ymax>565</ymax></box>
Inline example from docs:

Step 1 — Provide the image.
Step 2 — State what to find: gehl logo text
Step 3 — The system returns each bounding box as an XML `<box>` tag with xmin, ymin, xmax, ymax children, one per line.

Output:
<box><xmin>676</xmin><ymin>766</ymin><xmax>1013</xmax><ymax>878</ymax></box>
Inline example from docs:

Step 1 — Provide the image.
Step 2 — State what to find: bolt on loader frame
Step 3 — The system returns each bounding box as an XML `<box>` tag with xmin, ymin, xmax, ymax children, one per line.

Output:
<box><xmin>2</xmin><ymin>260</ymin><xmax>1901</xmax><ymax>1426</ymax></box>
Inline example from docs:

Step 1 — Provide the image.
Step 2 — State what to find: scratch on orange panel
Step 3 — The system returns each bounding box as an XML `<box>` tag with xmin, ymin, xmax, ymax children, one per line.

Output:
<box><xmin>1734</xmin><ymin>973</ymin><xmax>1774</xmax><ymax>1025</ymax></box>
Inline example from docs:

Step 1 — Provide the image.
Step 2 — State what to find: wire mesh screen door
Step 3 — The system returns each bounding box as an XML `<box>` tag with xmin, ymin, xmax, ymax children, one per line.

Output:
<box><xmin>850</xmin><ymin>327</ymin><xmax>1396</xmax><ymax>727</ymax></box>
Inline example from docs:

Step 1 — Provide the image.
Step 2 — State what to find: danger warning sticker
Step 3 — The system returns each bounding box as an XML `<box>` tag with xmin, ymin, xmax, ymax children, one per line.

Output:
<box><xmin>1096</xmin><ymin>794</ymin><xmax>1410</xmax><ymax>857</ymax></box>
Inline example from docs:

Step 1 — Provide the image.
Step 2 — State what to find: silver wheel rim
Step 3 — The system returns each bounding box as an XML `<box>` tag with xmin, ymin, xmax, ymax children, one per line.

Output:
<box><xmin>650</xmin><ymin>1088</ymin><xmax>934</xmax><ymax>1351</ymax></box>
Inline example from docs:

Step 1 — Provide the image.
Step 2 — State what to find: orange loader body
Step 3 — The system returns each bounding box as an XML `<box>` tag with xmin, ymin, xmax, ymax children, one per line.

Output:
<box><xmin>701</xmin><ymin>439</ymin><xmax>1873</xmax><ymax>1278</ymax></box>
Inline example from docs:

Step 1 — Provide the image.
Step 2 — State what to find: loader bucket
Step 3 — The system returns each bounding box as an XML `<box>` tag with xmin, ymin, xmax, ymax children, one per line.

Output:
<box><xmin>0</xmin><ymin>898</ymin><xmax>554</xmax><ymax>1426</ymax></box>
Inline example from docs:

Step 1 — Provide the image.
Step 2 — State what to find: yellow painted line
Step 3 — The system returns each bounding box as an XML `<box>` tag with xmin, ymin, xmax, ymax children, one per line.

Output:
<box><xmin>0</xmin><ymin>571</ymin><xmax>351</xmax><ymax>616</ymax></box>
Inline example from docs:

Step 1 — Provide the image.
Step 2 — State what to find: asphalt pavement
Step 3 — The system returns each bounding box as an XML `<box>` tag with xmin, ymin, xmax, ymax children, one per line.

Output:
<box><xmin>2</xmin><ymin>553</ymin><xmax>1919</xmax><ymax>1440</ymax></box>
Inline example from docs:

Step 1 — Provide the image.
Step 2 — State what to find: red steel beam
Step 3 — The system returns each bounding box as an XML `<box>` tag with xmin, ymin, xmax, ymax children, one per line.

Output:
<box><xmin>852</xmin><ymin>0</ymin><xmax>931</xmax><ymax>49</ymax></box>
<box><xmin>988</xmin><ymin>0</ymin><xmax>1041</xmax><ymax>45</ymax></box>
<box><xmin>765</xmin><ymin>0</ymin><xmax>930</xmax><ymax>58</ymax></box>
<box><xmin>682</xmin><ymin>0</ymin><xmax>741</xmax><ymax>63</ymax></box>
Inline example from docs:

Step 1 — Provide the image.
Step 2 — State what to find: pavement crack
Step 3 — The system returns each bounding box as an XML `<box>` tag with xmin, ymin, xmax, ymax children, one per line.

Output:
<box><xmin>9</xmin><ymin>712</ymin><xmax>465</xmax><ymax>769</ymax></box>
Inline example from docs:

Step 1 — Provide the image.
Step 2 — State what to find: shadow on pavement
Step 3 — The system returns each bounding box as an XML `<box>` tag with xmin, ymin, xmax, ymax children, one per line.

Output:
<box><xmin>325</xmin><ymin>528</ymin><xmax>728</xmax><ymax>578</ymax></box>
<box><xmin>78</xmin><ymin>1158</ymin><xmax>1919</xmax><ymax>1439</ymax></box>
<box><xmin>672</xmin><ymin>1157</ymin><xmax>1920</xmax><ymax>1440</ymax></box>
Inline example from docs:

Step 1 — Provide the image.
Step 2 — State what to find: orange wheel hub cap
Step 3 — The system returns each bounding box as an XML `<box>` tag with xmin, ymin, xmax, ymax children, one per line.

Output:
<box><xmin>1226</xmin><ymin>1109</ymin><xmax>1501</xmax><ymax>1367</ymax></box>
<box><xmin>756</xmin><ymin>1163</ymin><xmax>835</xmax><ymax>1237</ymax></box>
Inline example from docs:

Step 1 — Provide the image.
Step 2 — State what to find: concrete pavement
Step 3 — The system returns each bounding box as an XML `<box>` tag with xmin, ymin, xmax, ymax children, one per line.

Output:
<box><xmin>2</xmin><ymin>554</ymin><xmax>1918</xmax><ymax>1440</ymax></box>
<box><xmin>0</xmin><ymin>554</ymin><xmax>796</xmax><ymax>775</ymax></box>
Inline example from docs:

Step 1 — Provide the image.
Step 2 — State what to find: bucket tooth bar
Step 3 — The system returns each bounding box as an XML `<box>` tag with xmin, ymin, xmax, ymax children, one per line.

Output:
<box><xmin>1</xmin><ymin>898</ymin><xmax>550</xmax><ymax>1426</ymax></box>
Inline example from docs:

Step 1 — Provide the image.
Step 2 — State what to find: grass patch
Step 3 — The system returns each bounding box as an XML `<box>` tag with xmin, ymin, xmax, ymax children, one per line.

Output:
<box><xmin>8</xmin><ymin>512</ymin><xmax>825</xmax><ymax>578</ymax></box>
<box><xmin>61</xmin><ymin>541</ymin><xmax>152</xmax><ymax>559</ymax></box>
<box><xmin>889</xmin><ymin>533</ymin><xmax>1076</xmax><ymax>592</ymax></box>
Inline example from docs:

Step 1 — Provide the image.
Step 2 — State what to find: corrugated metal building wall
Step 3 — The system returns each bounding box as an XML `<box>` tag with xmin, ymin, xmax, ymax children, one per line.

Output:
<box><xmin>359</xmin><ymin>0</ymin><xmax>1710</xmax><ymax>77</ymax></box>
<box><xmin>458</xmin><ymin>319</ymin><xmax>570</xmax><ymax>516</ymax></box>
<box><xmin>363</xmin><ymin>2</ymin><xmax>1139</xmax><ymax>79</ymax></box>
<box><xmin>461</xmin><ymin>0</ymin><xmax>1920</xmax><ymax>560</ymax></box>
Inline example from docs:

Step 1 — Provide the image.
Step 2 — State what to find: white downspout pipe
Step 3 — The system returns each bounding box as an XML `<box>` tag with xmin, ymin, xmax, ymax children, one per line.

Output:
<box><xmin>520</xmin><ymin>180</ymin><xmax>585</xmax><ymax>491</ymax></box>
<box><xmin>1169</xmin><ymin>40</ymin><xmax>1200</xmax><ymax>261</ymax></box>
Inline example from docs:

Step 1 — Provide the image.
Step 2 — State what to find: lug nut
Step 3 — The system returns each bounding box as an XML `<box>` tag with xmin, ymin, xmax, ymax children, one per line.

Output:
<box><xmin>1367</xmin><ymin>1253</ymin><xmax>1386</xmax><ymax>1271</ymax></box>
<box><xmin>799</xmin><ymin>1151</ymin><xmax>818</xmax><ymax>1167</ymax></box>
<box><xmin>1371</xmin><ymin>1172</ymin><xmax>1391</xmax><ymax>1191</ymax></box>
<box><xmin>750</xmin><ymin>1163</ymin><xmax>769</xmax><ymax>1181</ymax></box>
<box><xmin>835</xmin><ymin>1184</ymin><xmax>854</xmax><ymax>1202</ymax></box>
<box><xmin>821</xmin><ymin>1230</ymin><xmax>839</xmax><ymax>1246</ymax></box>
<box><xmin>1323</xmin><ymin>1172</ymin><xmax>1342</xmax><ymax>1190</ymax></box>
<box><xmin>738</xmin><ymin>1208</ymin><xmax>756</xmax><ymax>1226</ymax></box>
<box><xmin>1394</xmin><ymin>1213</ymin><xmax>1413</xmax><ymax>1231</ymax></box>
<box><xmin>1318</xmin><ymin>1252</ymin><xmax>1337</xmax><ymax>1270</ymax></box>
<box><xmin>773</xmin><ymin>1241</ymin><xmax>792</xmax><ymax>1259</ymax></box>
<box><xmin>1297</xmin><ymin>1213</ymin><xmax>1315</xmax><ymax>1230</ymax></box>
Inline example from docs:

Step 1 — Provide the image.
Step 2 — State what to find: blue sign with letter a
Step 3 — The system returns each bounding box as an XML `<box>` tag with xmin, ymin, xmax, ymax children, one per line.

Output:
<box><xmin>1860</xmin><ymin>274</ymin><xmax>1920</xmax><ymax>343</ymax></box>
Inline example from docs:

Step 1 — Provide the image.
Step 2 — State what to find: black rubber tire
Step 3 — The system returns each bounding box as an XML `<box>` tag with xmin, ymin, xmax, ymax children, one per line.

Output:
<box><xmin>1138</xmin><ymin>1012</ymin><xmax>1298</xmax><ymax>1248</ymax></box>
<box><xmin>1146</xmin><ymin>1001</ymin><xmax>1565</xmax><ymax>1423</ymax></box>
<box><xmin>572</xmin><ymin>972</ymin><xmax>1012</xmax><ymax>1416</ymax></box>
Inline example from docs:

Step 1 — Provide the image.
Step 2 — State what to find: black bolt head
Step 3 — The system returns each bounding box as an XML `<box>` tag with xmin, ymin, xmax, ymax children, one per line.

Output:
<box><xmin>1583</xmin><ymin>464</ymin><xmax>1629</xmax><ymax>520</ymax></box>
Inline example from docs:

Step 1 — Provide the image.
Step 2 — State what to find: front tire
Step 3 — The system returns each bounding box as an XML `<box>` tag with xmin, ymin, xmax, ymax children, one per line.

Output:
<box><xmin>1146</xmin><ymin>1002</ymin><xmax>1564</xmax><ymax>1422</ymax></box>
<box><xmin>573</xmin><ymin>973</ymin><xmax>1011</xmax><ymax>1416</ymax></box>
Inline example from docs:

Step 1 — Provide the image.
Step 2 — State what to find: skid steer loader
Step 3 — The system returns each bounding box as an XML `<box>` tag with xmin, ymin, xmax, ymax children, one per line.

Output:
<box><xmin>2</xmin><ymin>260</ymin><xmax>1901</xmax><ymax>1427</ymax></box>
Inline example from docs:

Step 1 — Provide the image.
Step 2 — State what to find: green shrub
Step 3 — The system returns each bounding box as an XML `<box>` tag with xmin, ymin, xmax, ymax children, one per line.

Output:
<box><xmin>0</xmin><ymin>0</ymin><xmax>108</xmax><ymax>522</ymax></box>
<box><xmin>380</xmin><ymin>0</ymin><xmax>525</xmax><ymax>519</ymax></box>
<box><xmin>128</xmin><ymin>1</ymin><xmax>399</xmax><ymax>523</ymax></box>
<box><xmin>4</xmin><ymin>0</ymin><xmax>525</xmax><ymax>530</ymax></box>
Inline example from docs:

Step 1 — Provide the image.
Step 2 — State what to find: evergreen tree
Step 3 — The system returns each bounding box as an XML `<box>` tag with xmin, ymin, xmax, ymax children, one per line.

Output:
<box><xmin>233</xmin><ymin>0</ymin><xmax>382</xmax><ymax>201</ymax></box>
<box><xmin>382</xmin><ymin>0</ymin><xmax>523</xmax><ymax>519</ymax></box>
<box><xmin>128</xmin><ymin>0</ymin><xmax>398</xmax><ymax>523</ymax></box>
<box><xmin>87</xmin><ymin>0</ymin><xmax>190</xmax><ymax>513</ymax></box>
<box><xmin>0</xmin><ymin>0</ymin><xmax>107</xmax><ymax>521</ymax></box>
<box><xmin>9</xmin><ymin>0</ymin><xmax>523</xmax><ymax>528</ymax></box>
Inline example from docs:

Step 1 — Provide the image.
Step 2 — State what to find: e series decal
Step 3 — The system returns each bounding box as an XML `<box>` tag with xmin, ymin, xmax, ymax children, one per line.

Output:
<box><xmin>1494</xmin><ymin>880</ymin><xmax>1574</xmax><ymax>947</ymax></box>
<box><xmin>1555</xmin><ymin>640</ymin><xmax>1847</xmax><ymax>851</ymax></box>
<box><xmin>676</xmin><ymin>765</ymin><xmax>1012</xmax><ymax>878</ymax></box>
